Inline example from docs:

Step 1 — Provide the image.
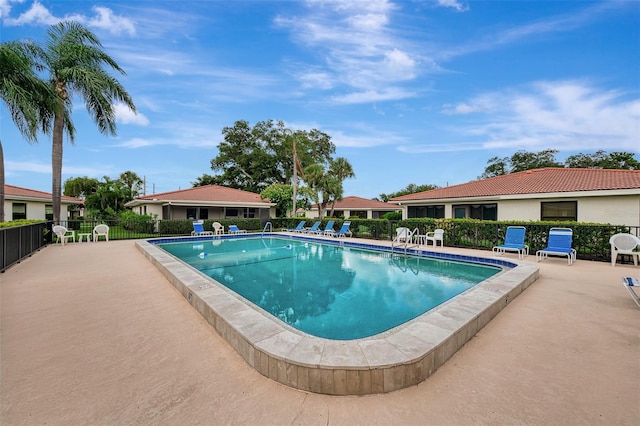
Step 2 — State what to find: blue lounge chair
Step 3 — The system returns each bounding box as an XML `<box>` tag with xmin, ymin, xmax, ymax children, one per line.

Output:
<box><xmin>228</xmin><ymin>224</ymin><xmax>247</xmax><ymax>234</ymax></box>
<box><xmin>536</xmin><ymin>227</ymin><xmax>576</xmax><ymax>265</ymax></box>
<box><xmin>191</xmin><ymin>221</ymin><xmax>213</xmax><ymax>236</ymax></box>
<box><xmin>286</xmin><ymin>221</ymin><xmax>306</xmax><ymax>232</ymax></box>
<box><xmin>622</xmin><ymin>277</ymin><xmax>640</xmax><ymax>308</ymax></box>
<box><xmin>493</xmin><ymin>226</ymin><xmax>528</xmax><ymax>259</ymax></box>
<box><xmin>327</xmin><ymin>221</ymin><xmax>351</xmax><ymax>238</ymax></box>
<box><xmin>318</xmin><ymin>220</ymin><xmax>335</xmax><ymax>235</ymax></box>
<box><xmin>302</xmin><ymin>221</ymin><xmax>321</xmax><ymax>234</ymax></box>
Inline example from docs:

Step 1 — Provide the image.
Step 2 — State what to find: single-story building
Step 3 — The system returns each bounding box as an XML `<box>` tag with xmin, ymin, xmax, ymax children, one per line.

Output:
<box><xmin>389</xmin><ymin>168</ymin><xmax>640</xmax><ymax>227</ymax></box>
<box><xmin>304</xmin><ymin>196</ymin><xmax>401</xmax><ymax>219</ymax></box>
<box><xmin>3</xmin><ymin>184</ymin><xmax>84</xmax><ymax>221</ymax></box>
<box><xmin>125</xmin><ymin>184</ymin><xmax>276</xmax><ymax>221</ymax></box>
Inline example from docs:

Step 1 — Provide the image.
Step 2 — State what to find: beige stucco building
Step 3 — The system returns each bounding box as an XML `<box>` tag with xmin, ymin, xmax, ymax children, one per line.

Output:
<box><xmin>3</xmin><ymin>184</ymin><xmax>83</xmax><ymax>221</ymax></box>
<box><xmin>125</xmin><ymin>184</ymin><xmax>276</xmax><ymax>221</ymax></box>
<box><xmin>390</xmin><ymin>168</ymin><xmax>640</xmax><ymax>227</ymax></box>
<box><xmin>304</xmin><ymin>196</ymin><xmax>400</xmax><ymax>219</ymax></box>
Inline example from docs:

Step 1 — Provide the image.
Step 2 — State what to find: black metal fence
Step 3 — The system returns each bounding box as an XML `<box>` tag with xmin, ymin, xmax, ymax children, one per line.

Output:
<box><xmin>0</xmin><ymin>222</ymin><xmax>51</xmax><ymax>272</ymax></box>
<box><xmin>2</xmin><ymin>218</ymin><xmax>639</xmax><ymax>272</ymax></box>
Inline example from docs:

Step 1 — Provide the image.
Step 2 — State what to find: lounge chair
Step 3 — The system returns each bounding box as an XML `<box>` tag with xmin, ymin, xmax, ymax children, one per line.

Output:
<box><xmin>318</xmin><ymin>220</ymin><xmax>335</xmax><ymax>235</ymax></box>
<box><xmin>228</xmin><ymin>225</ymin><xmax>247</xmax><ymax>234</ymax></box>
<box><xmin>420</xmin><ymin>229</ymin><xmax>445</xmax><ymax>247</ymax></box>
<box><xmin>536</xmin><ymin>227</ymin><xmax>577</xmax><ymax>265</ymax></box>
<box><xmin>609</xmin><ymin>233</ymin><xmax>640</xmax><ymax>267</ymax></box>
<box><xmin>493</xmin><ymin>226</ymin><xmax>528</xmax><ymax>259</ymax></box>
<box><xmin>301</xmin><ymin>221</ymin><xmax>321</xmax><ymax>234</ymax></box>
<box><xmin>192</xmin><ymin>221</ymin><xmax>213</xmax><ymax>236</ymax></box>
<box><xmin>92</xmin><ymin>224</ymin><xmax>109</xmax><ymax>242</ymax></box>
<box><xmin>621</xmin><ymin>277</ymin><xmax>640</xmax><ymax>308</ymax></box>
<box><xmin>327</xmin><ymin>221</ymin><xmax>351</xmax><ymax>238</ymax></box>
<box><xmin>286</xmin><ymin>221</ymin><xmax>306</xmax><ymax>232</ymax></box>
<box><xmin>52</xmin><ymin>225</ymin><xmax>75</xmax><ymax>245</ymax></box>
<box><xmin>212</xmin><ymin>221</ymin><xmax>224</xmax><ymax>235</ymax></box>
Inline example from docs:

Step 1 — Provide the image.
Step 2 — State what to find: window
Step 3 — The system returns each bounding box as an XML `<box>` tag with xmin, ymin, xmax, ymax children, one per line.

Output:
<box><xmin>541</xmin><ymin>201</ymin><xmax>577</xmax><ymax>222</ymax></box>
<box><xmin>186</xmin><ymin>208</ymin><xmax>197</xmax><ymax>219</ymax></box>
<box><xmin>453</xmin><ymin>204</ymin><xmax>497</xmax><ymax>220</ymax></box>
<box><xmin>200</xmin><ymin>208</ymin><xmax>209</xmax><ymax>219</ymax></box>
<box><xmin>226</xmin><ymin>208</ymin><xmax>239</xmax><ymax>218</ymax></box>
<box><xmin>453</xmin><ymin>206</ymin><xmax>466</xmax><ymax>219</ymax></box>
<box><xmin>12</xmin><ymin>203</ymin><xmax>26</xmax><ymax>220</ymax></box>
<box><xmin>349</xmin><ymin>210</ymin><xmax>366</xmax><ymax>219</ymax></box>
<box><xmin>408</xmin><ymin>205</ymin><xmax>444</xmax><ymax>218</ymax></box>
<box><xmin>45</xmin><ymin>205</ymin><xmax>53</xmax><ymax>221</ymax></box>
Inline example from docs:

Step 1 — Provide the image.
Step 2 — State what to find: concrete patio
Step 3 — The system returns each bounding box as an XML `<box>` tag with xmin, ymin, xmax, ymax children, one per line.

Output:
<box><xmin>1</xmin><ymin>239</ymin><xmax>638</xmax><ymax>425</ymax></box>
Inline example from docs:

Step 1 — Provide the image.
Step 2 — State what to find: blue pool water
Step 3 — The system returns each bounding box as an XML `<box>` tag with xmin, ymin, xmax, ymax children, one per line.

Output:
<box><xmin>158</xmin><ymin>237</ymin><xmax>501</xmax><ymax>340</ymax></box>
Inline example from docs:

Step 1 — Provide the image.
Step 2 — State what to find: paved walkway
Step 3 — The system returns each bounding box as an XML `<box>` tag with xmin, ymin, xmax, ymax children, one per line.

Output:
<box><xmin>1</xmin><ymin>239</ymin><xmax>638</xmax><ymax>425</ymax></box>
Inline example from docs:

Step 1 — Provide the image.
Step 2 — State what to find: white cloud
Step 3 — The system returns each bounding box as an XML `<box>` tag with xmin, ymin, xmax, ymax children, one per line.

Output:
<box><xmin>3</xmin><ymin>1</ymin><xmax>135</xmax><ymax>35</ymax></box>
<box><xmin>87</xmin><ymin>6</ymin><xmax>135</xmax><ymax>36</ymax></box>
<box><xmin>114</xmin><ymin>103</ymin><xmax>149</xmax><ymax>126</ymax></box>
<box><xmin>436</xmin><ymin>0</ymin><xmax>469</xmax><ymax>13</ymax></box>
<box><xmin>446</xmin><ymin>80</ymin><xmax>640</xmax><ymax>152</ymax></box>
<box><xmin>276</xmin><ymin>0</ymin><xmax>424</xmax><ymax>102</ymax></box>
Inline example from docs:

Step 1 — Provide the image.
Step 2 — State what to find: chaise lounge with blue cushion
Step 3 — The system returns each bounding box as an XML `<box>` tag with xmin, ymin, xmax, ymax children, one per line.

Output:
<box><xmin>326</xmin><ymin>221</ymin><xmax>351</xmax><ymax>238</ymax></box>
<box><xmin>493</xmin><ymin>226</ymin><xmax>528</xmax><ymax>259</ymax></box>
<box><xmin>301</xmin><ymin>221</ymin><xmax>321</xmax><ymax>234</ymax></box>
<box><xmin>286</xmin><ymin>221</ymin><xmax>306</xmax><ymax>232</ymax></box>
<box><xmin>318</xmin><ymin>220</ymin><xmax>335</xmax><ymax>235</ymax></box>
<box><xmin>191</xmin><ymin>221</ymin><xmax>213</xmax><ymax>236</ymax></box>
<box><xmin>622</xmin><ymin>277</ymin><xmax>640</xmax><ymax>308</ymax></box>
<box><xmin>228</xmin><ymin>224</ymin><xmax>247</xmax><ymax>234</ymax></box>
<box><xmin>536</xmin><ymin>227</ymin><xmax>576</xmax><ymax>265</ymax></box>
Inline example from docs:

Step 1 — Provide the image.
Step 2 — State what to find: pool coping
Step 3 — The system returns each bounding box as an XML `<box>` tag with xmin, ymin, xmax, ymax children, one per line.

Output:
<box><xmin>136</xmin><ymin>233</ymin><xmax>539</xmax><ymax>395</ymax></box>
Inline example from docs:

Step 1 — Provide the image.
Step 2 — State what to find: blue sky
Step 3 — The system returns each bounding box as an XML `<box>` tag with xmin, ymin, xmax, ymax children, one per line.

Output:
<box><xmin>1</xmin><ymin>0</ymin><xmax>638</xmax><ymax>199</ymax></box>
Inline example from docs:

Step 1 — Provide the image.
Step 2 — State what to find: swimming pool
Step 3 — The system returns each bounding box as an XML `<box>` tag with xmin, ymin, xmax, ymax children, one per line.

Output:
<box><xmin>158</xmin><ymin>237</ymin><xmax>501</xmax><ymax>340</ymax></box>
<box><xmin>136</xmin><ymin>233</ymin><xmax>539</xmax><ymax>395</ymax></box>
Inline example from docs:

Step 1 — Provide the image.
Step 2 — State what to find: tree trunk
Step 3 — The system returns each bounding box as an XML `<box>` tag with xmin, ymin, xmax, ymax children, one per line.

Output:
<box><xmin>52</xmin><ymin>112</ymin><xmax>64</xmax><ymax>223</ymax></box>
<box><xmin>0</xmin><ymin>141</ymin><xmax>5</xmax><ymax>223</ymax></box>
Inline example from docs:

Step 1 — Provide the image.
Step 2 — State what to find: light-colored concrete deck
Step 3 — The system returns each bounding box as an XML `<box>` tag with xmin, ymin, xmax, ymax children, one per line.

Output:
<box><xmin>1</xmin><ymin>239</ymin><xmax>638</xmax><ymax>425</ymax></box>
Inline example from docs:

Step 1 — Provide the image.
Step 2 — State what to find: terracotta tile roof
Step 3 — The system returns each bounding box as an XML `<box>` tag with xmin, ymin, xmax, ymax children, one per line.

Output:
<box><xmin>313</xmin><ymin>196</ymin><xmax>400</xmax><ymax>210</ymax></box>
<box><xmin>5</xmin><ymin>184</ymin><xmax>83</xmax><ymax>203</ymax></box>
<box><xmin>135</xmin><ymin>184</ymin><xmax>273</xmax><ymax>205</ymax></box>
<box><xmin>390</xmin><ymin>168</ymin><xmax>640</xmax><ymax>202</ymax></box>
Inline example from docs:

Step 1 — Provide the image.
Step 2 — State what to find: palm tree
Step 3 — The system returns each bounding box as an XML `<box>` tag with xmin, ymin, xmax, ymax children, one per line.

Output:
<box><xmin>327</xmin><ymin>157</ymin><xmax>355</xmax><ymax>217</ymax></box>
<box><xmin>41</xmin><ymin>21</ymin><xmax>136</xmax><ymax>222</ymax></box>
<box><xmin>0</xmin><ymin>41</ymin><xmax>55</xmax><ymax>222</ymax></box>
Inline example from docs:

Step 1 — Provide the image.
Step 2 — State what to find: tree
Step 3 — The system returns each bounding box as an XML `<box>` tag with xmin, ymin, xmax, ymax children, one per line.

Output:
<box><xmin>509</xmin><ymin>149</ymin><xmax>562</xmax><ymax>172</ymax></box>
<box><xmin>566</xmin><ymin>150</ymin><xmax>640</xmax><ymax>170</ymax></box>
<box><xmin>378</xmin><ymin>183</ymin><xmax>439</xmax><ymax>202</ymax></box>
<box><xmin>41</xmin><ymin>21</ymin><xmax>136</xmax><ymax>222</ymax></box>
<box><xmin>118</xmin><ymin>170</ymin><xmax>143</xmax><ymax>199</ymax></box>
<box><xmin>327</xmin><ymin>157</ymin><xmax>355</xmax><ymax>217</ymax></box>
<box><xmin>479</xmin><ymin>149</ymin><xmax>562</xmax><ymax>178</ymax></box>
<box><xmin>63</xmin><ymin>176</ymin><xmax>100</xmax><ymax>199</ymax></box>
<box><xmin>0</xmin><ymin>41</ymin><xmax>55</xmax><ymax>222</ymax></box>
<box><xmin>198</xmin><ymin>119</ymin><xmax>335</xmax><ymax>193</ymax></box>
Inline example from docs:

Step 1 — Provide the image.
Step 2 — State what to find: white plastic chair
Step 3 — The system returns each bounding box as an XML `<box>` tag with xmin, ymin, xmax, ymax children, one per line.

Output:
<box><xmin>421</xmin><ymin>229</ymin><xmax>445</xmax><ymax>247</ymax></box>
<box><xmin>395</xmin><ymin>227</ymin><xmax>411</xmax><ymax>243</ymax></box>
<box><xmin>93</xmin><ymin>224</ymin><xmax>110</xmax><ymax>242</ymax></box>
<box><xmin>52</xmin><ymin>225</ymin><xmax>75</xmax><ymax>246</ymax></box>
<box><xmin>610</xmin><ymin>233</ymin><xmax>640</xmax><ymax>267</ymax></box>
<box><xmin>212</xmin><ymin>222</ymin><xmax>224</xmax><ymax>235</ymax></box>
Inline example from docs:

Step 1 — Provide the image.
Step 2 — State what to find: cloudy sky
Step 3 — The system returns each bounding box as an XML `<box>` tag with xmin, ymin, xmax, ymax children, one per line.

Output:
<box><xmin>1</xmin><ymin>0</ymin><xmax>638</xmax><ymax>198</ymax></box>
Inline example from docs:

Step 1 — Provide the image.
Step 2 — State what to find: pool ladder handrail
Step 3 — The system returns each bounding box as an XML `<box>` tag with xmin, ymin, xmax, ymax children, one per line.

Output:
<box><xmin>391</xmin><ymin>227</ymin><xmax>420</xmax><ymax>255</ymax></box>
<box><xmin>261</xmin><ymin>221</ymin><xmax>273</xmax><ymax>237</ymax></box>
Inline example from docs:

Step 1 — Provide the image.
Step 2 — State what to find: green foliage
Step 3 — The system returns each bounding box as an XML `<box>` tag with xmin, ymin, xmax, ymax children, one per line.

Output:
<box><xmin>0</xmin><ymin>219</ymin><xmax>45</xmax><ymax>228</ymax></box>
<box><xmin>480</xmin><ymin>149</ymin><xmax>640</xmax><ymax>179</ymax></box>
<box><xmin>260</xmin><ymin>183</ymin><xmax>293</xmax><ymax>217</ymax></box>
<box><xmin>119</xmin><ymin>210</ymin><xmax>155</xmax><ymax>233</ymax></box>
<box><xmin>565</xmin><ymin>150</ymin><xmax>640</xmax><ymax>170</ymax></box>
<box><xmin>378</xmin><ymin>183</ymin><xmax>439</xmax><ymax>202</ymax></box>
<box><xmin>382</xmin><ymin>211</ymin><xmax>402</xmax><ymax>220</ymax></box>
<box><xmin>197</xmin><ymin>119</ymin><xmax>336</xmax><ymax>193</ymax></box>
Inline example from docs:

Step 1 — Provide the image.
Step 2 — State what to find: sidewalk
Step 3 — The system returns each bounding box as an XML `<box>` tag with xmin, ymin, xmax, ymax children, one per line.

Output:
<box><xmin>1</xmin><ymin>239</ymin><xmax>638</xmax><ymax>425</ymax></box>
